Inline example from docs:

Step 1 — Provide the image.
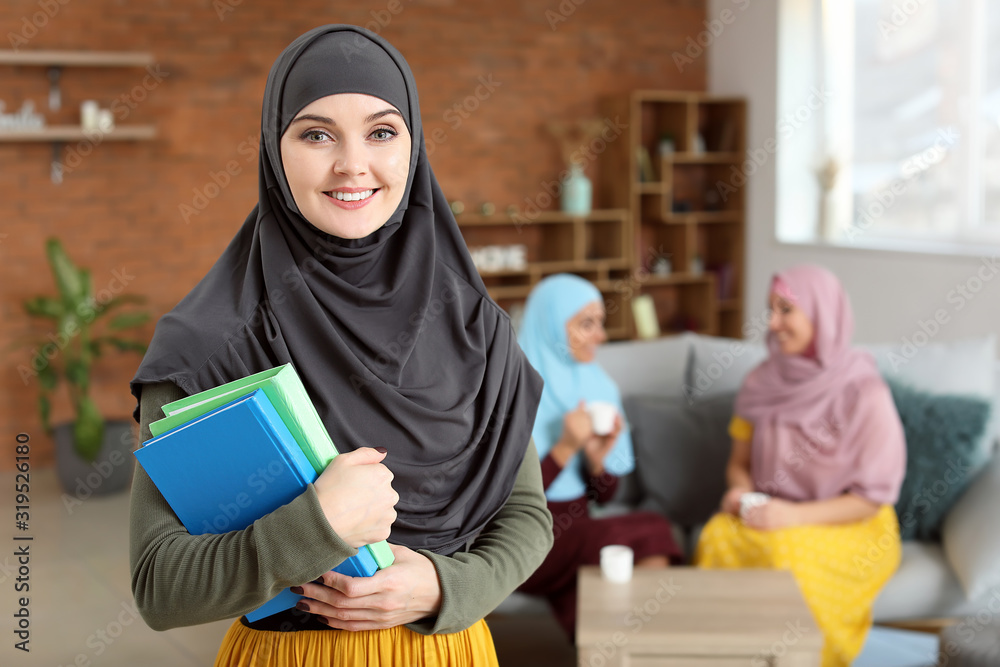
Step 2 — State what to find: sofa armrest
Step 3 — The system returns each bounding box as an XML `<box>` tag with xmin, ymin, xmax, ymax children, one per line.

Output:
<box><xmin>942</xmin><ymin>453</ymin><xmax>1000</xmax><ymax>600</ymax></box>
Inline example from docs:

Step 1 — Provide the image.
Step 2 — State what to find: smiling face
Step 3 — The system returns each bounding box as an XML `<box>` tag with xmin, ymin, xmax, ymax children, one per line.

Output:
<box><xmin>565</xmin><ymin>300</ymin><xmax>607</xmax><ymax>363</ymax></box>
<box><xmin>768</xmin><ymin>292</ymin><xmax>815</xmax><ymax>356</ymax></box>
<box><xmin>279</xmin><ymin>93</ymin><xmax>412</xmax><ymax>239</ymax></box>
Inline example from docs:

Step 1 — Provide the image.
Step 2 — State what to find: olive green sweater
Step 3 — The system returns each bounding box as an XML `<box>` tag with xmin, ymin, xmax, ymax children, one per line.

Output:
<box><xmin>129</xmin><ymin>381</ymin><xmax>553</xmax><ymax>634</ymax></box>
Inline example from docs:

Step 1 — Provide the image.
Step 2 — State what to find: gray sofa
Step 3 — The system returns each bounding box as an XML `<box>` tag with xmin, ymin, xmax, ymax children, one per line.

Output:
<box><xmin>493</xmin><ymin>332</ymin><xmax>1000</xmax><ymax>628</ymax></box>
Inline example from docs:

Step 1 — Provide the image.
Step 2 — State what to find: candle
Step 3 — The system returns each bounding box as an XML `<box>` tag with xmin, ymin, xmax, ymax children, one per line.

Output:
<box><xmin>80</xmin><ymin>100</ymin><xmax>99</xmax><ymax>131</ymax></box>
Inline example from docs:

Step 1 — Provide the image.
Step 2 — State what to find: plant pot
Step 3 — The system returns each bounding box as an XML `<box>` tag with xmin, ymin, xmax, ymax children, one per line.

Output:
<box><xmin>54</xmin><ymin>420</ymin><xmax>136</xmax><ymax>498</ymax></box>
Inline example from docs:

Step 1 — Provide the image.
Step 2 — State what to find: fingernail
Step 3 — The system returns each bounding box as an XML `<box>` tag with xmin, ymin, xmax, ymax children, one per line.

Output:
<box><xmin>375</xmin><ymin>446</ymin><xmax>387</xmax><ymax>454</ymax></box>
<box><xmin>295</xmin><ymin>601</ymin><xmax>309</xmax><ymax>612</ymax></box>
<box><xmin>290</xmin><ymin>586</ymin><xmax>303</xmax><ymax>595</ymax></box>
<box><xmin>317</xmin><ymin>617</ymin><xmax>329</xmax><ymax>625</ymax></box>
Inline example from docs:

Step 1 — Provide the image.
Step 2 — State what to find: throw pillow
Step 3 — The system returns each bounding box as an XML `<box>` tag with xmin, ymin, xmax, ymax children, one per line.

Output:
<box><xmin>889</xmin><ymin>378</ymin><xmax>992</xmax><ymax>541</ymax></box>
<box><xmin>866</xmin><ymin>335</ymin><xmax>997</xmax><ymax>461</ymax></box>
<box><xmin>623</xmin><ymin>392</ymin><xmax>734</xmax><ymax>528</ymax></box>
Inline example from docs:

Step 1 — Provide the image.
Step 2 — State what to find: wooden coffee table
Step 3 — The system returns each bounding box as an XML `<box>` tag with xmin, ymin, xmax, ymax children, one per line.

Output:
<box><xmin>576</xmin><ymin>566</ymin><xmax>823</xmax><ymax>666</ymax></box>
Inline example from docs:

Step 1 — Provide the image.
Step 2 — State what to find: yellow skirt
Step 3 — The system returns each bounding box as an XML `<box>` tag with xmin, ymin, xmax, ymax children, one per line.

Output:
<box><xmin>213</xmin><ymin>618</ymin><xmax>499</xmax><ymax>667</ymax></box>
<box><xmin>694</xmin><ymin>504</ymin><xmax>900</xmax><ymax>667</ymax></box>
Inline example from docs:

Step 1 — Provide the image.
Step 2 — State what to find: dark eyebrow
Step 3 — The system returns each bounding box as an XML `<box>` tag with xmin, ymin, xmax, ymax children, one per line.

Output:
<box><xmin>365</xmin><ymin>108</ymin><xmax>403</xmax><ymax>123</ymax></box>
<box><xmin>289</xmin><ymin>113</ymin><xmax>333</xmax><ymax>125</ymax></box>
<box><xmin>288</xmin><ymin>109</ymin><xmax>402</xmax><ymax>126</ymax></box>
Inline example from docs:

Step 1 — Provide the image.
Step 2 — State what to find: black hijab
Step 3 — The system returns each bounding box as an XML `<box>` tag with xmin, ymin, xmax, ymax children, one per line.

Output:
<box><xmin>132</xmin><ymin>25</ymin><xmax>543</xmax><ymax>555</ymax></box>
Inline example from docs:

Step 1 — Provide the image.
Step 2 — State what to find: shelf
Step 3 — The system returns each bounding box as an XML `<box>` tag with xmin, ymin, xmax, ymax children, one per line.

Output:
<box><xmin>477</xmin><ymin>258</ymin><xmax>631</xmax><ymax>278</ymax></box>
<box><xmin>641</xmin><ymin>273</ymin><xmax>712</xmax><ymax>286</ymax></box>
<box><xmin>485</xmin><ymin>285</ymin><xmax>533</xmax><ymax>299</ymax></box>
<box><xmin>632</xmin><ymin>90</ymin><xmax>745</xmax><ymax>104</ymax></box>
<box><xmin>0</xmin><ymin>50</ymin><xmax>154</xmax><ymax>67</ymax></box>
<box><xmin>455</xmin><ymin>209</ymin><xmax>627</xmax><ymax>227</ymax></box>
<box><xmin>659</xmin><ymin>211</ymin><xmax>742</xmax><ymax>225</ymax></box>
<box><xmin>482</xmin><ymin>261</ymin><xmax>632</xmax><ymax>301</ymax></box>
<box><xmin>0</xmin><ymin>125</ymin><xmax>157</xmax><ymax>142</ymax></box>
<box><xmin>667</xmin><ymin>152</ymin><xmax>743</xmax><ymax>164</ymax></box>
<box><xmin>634</xmin><ymin>182</ymin><xmax>665</xmax><ymax>194</ymax></box>
<box><xmin>1</xmin><ymin>51</ymin><xmax>158</xmax><ymax>183</ymax></box>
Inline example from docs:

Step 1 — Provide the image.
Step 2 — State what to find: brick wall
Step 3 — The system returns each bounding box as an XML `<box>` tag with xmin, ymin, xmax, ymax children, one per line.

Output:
<box><xmin>0</xmin><ymin>0</ymin><xmax>706</xmax><ymax>469</ymax></box>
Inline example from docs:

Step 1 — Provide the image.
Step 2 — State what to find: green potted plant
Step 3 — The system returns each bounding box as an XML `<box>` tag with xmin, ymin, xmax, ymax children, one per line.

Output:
<box><xmin>20</xmin><ymin>237</ymin><xmax>151</xmax><ymax>496</ymax></box>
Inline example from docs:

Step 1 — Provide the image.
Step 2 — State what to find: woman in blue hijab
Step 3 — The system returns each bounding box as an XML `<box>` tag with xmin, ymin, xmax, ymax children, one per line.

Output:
<box><xmin>516</xmin><ymin>274</ymin><xmax>681</xmax><ymax>640</ymax></box>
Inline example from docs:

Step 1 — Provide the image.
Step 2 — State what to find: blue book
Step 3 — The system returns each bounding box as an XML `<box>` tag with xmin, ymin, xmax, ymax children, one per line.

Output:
<box><xmin>134</xmin><ymin>389</ymin><xmax>378</xmax><ymax>622</ymax></box>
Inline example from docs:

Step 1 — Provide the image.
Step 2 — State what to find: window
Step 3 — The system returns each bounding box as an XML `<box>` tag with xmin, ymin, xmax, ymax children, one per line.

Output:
<box><xmin>788</xmin><ymin>0</ymin><xmax>1000</xmax><ymax>251</ymax></box>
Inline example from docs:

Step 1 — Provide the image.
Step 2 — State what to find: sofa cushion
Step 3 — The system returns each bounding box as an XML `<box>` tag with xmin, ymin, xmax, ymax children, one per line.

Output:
<box><xmin>872</xmin><ymin>541</ymin><xmax>980</xmax><ymax>622</ymax></box>
<box><xmin>596</xmin><ymin>333</ymin><xmax>692</xmax><ymax>401</ymax></box>
<box><xmin>684</xmin><ymin>334</ymin><xmax>767</xmax><ymax>403</ymax></box>
<box><xmin>942</xmin><ymin>455</ymin><xmax>1000</xmax><ymax>600</ymax></box>
<box><xmin>866</xmin><ymin>335</ymin><xmax>996</xmax><ymax>398</ymax></box>
<box><xmin>623</xmin><ymin>392</ymin><xmax>734</xmax><ymax>528</ymax></box>
<box><xmin>684</xmin><ymin>333</ymin><xmax>996</xmax><ymax>398</ymax></box>
<box><xmin>889</xmin><ymin>378</ymin><xmax>992</xmax><ymax>541</ymax></box>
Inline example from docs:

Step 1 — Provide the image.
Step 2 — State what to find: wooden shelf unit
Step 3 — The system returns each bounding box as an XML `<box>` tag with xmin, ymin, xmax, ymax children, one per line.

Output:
<box><xmin>0</xmin><ymin>49</ymin><xmax>157</xmax><ymax>183</ymax></box>
<box><xmin>601</xmin><ymin>91</ymin><xmax>747</xmax><ymax>338</ymax></box>
<box><xmin>456</xmin><ymin>209</ymin><xmax>632</xmax><ymax>339</ymax></box>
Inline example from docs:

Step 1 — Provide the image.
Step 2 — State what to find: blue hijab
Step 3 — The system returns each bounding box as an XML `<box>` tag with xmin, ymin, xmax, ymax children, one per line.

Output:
<box><xmin>518</xmin><ymin>274</ymin><xmax>634</xmax><ymax>502</ymax></box>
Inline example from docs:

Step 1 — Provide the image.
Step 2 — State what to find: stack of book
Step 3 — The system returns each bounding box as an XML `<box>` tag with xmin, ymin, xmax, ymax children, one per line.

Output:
<box><xmin>134</xmin><ymin>364</ymin><xmax>394</xmax><ymax>622</ymax></box>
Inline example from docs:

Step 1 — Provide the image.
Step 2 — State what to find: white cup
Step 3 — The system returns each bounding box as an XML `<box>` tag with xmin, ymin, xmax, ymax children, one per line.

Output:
<box><xmin>97</xmin><ymin>108</ymin><xmax>115</xmax><ymax>133</ymax></box>
<box><xmin>600</xmin><ymin>545</ymin><xmax>634</xmax><ymax>583</ymax></box>
<box><xmin>479</xmin><ymin>245</ymin><xmax>504</xmax><ymax>272</ymax></box>
<box><xmin>739</xmin><ymin>492</ymin><xmax>770</xmax><ymax>520</ymax></box>
<box><xmin>586</xmin><ymin>400</ymin><xmax>618</xmax><ymax>436</ymax></box>
<box><xmin>505</xmin><ymin>244</ymin><xmax>527</xmax><ymax>270</ymax></box>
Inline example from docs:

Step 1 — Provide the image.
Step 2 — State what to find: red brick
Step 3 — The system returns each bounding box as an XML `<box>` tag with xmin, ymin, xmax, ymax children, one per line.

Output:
<box><xmin>0</xmin><ymin>0</ymin><xmax>706</xmax><ymax>468</ymax></box>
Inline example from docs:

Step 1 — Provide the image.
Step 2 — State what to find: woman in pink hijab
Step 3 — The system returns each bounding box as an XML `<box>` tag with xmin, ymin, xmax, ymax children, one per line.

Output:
<box><xmin>694</xmin><ymin>265</ymin><xmax>906</xmax><ymax>667</ymax></box>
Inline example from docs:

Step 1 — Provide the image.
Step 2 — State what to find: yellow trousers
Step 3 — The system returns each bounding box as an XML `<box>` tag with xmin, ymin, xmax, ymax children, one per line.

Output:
<box><xmin>694</xmin><ymin>505</ymin><xmax>900</xmax><ymax>667</ymax></box>
<box><xmin>213</xmin><ymin>618</ymin><xmax>499</xmax><ymax>667</ymax></box>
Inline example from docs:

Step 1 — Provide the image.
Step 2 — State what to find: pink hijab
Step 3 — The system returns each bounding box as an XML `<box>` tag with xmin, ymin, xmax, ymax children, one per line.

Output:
<box><xmin>735</xmin><ymin>265</ymin><xmax>906</xmax><ymax>504</ymax></box>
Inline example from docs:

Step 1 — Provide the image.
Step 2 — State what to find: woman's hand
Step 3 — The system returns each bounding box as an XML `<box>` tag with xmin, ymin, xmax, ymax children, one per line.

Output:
<box><xmin>582</xmin><ymin>414</ymin><xmax>622</xmax><ymax>476</ymax></box>
<box><xmin>742</xmin><ymin>498</ymin><xmax>801</xmax><ymax>531</ymax></box>
<box><xmin>549</xmin><ymin>402</ymin><xmax>595</xmax><ymax>467</ymax></box>
<box><xmin>314</xmin><ymin>447</ymin><xmax>398</xmax><ymax>549</ymax></box>
<box><xmin>562</xmin><ymin>401</ymin><xmax>594</xmax><ymax>450</ymax></box>
<box><xmin>721</xmin><ymin>486</ymin><xmax>751</xmax><ymax>515</ymax></box>
<box><xmin>293</xmin><ymin>544</ymin><xmax>442</xmax><ymax>631</ymax></box>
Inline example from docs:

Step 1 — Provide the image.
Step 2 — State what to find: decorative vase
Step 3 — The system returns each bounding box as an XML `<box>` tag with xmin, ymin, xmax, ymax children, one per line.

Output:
<box><xmin>561</xmin><ymin>164</ymin><xmax>592</xmax><ymax>216</ymax></box>
<box><xmin>54</xmin><ymin>420</ymin><xmax>136</xmax><ymax>497</ymax></box>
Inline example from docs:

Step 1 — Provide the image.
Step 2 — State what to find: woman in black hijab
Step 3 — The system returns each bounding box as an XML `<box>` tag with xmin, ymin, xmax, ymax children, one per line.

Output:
<box><xmin>129</xmin><ymin>25</ymin><xmax>552</xmax><ymax>666</ymax></box>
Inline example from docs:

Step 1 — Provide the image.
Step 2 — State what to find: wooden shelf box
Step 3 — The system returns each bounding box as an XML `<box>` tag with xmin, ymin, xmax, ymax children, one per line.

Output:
<box><xmin>602</xmin><ymin>91</ymin><xmax>747</xmax><ymax>339</ymax></box>
<box><xmin>456</xmin><ymin>210</ymin><xmax>632</xmax><ymax>339</ymax></box>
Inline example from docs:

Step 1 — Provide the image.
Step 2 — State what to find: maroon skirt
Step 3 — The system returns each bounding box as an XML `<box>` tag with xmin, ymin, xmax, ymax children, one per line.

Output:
<box><xmin>517</xmin><ymin>496</ymin><xmax>682</xmax><ymax>640</ymax></box>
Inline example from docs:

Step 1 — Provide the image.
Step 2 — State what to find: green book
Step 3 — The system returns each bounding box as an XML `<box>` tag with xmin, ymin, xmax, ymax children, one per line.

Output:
<box><xmin>150</xmin><ymin>363</ymin><xmax>394</xmax><ymax>570</ymax></box>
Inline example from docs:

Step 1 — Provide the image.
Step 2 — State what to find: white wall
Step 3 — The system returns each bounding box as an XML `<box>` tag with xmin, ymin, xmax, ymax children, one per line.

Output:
<box><xmin>706</xmin><ymin>0</ymin><xmax>1000</xmax><ymax>350</ymax></box>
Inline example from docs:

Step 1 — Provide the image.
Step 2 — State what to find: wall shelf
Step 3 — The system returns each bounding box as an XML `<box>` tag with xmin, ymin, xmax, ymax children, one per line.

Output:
<box><xmin>602</xmin><ymin>91</ymin><xmax>746</xmax><ymax>338</ymax></box>
<box><xmin>669</xmin><ymin>152</ymin><xmax>744</xmax><ymax>164</ymax></box>
<box><xmin>0</xmin><ymin>50</ymin><xmax>154</xmax><ymax>67</ymax></box>
<box><xmin>457</xmin><ymin>208</ymin><xmax>632</xmax><ymax>339</ymax></box>
<box><xmin>1</xmin><ymin>50</ymin><xmax>158</xmax><ymax>183</ymax></box>
<box><xmin>0</xmin><ymin>125</ymin><xmax>157</xmax><ymax>142</ymax></box>
<box><xmin>454</xmin><ymin>209</ymin><xmax>628</xmax><ymax>227</ymax></box>
<box><xmin>454</xmin><ymin>93</ymin><xmax>746</xmax><ymax>341</ymax></box>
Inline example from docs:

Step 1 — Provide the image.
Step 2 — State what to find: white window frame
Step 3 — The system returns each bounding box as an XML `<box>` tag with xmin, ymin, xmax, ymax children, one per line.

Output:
<box><xmin>779</xmin><ymin>0</ymin><xmax>1000</xmax><ymax>255</ymax></box>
